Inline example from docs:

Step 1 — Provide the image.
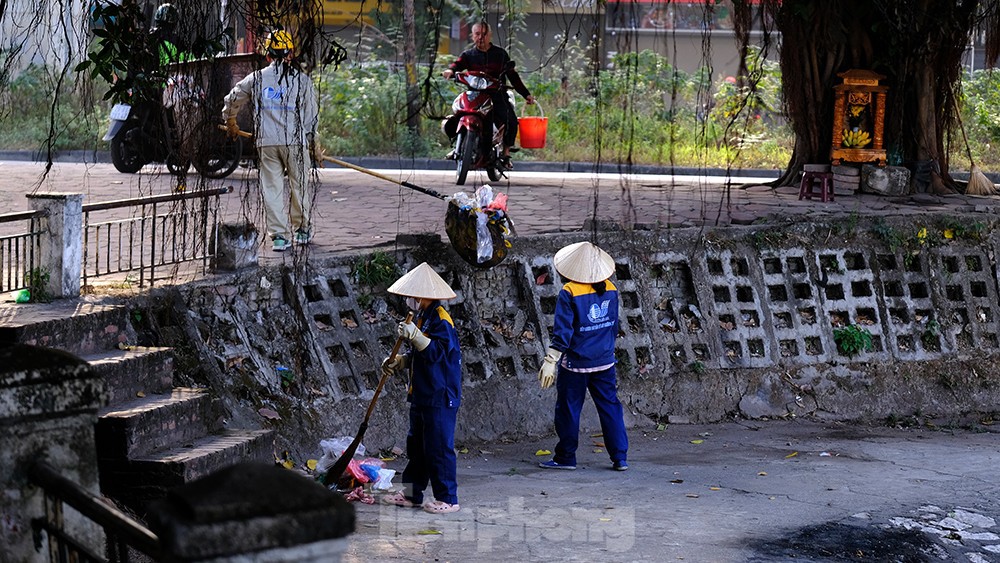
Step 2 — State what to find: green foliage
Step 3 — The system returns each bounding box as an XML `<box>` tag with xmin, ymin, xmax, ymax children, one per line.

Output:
<box><xmin>26</xmin><ymin>268</ymin><xmax>52</xmax><ymax>303</ymax></box>
<box><xmin>706</xmin><ymin>46</ymin><xmax>784</xmax><ymax>150</ymax></box>
<box><xmin>316</xmin><ymin>60</ymin><xmax>450</xmax><ymax>156</ymax></box>
<box><xmin>0</xmin><ymin>65</ymin><xmax>106</xmax><ymax>150</ymax></box>
<box><xmin>833</xmin><ymin>324</ymin><xmax>874</xmax><ymax>357</ymax></box>
<box><xmin>7</xmin><ymin>13</ymin><xmax>1000</xmax><ymax>175</ymax></box>
<box><xmin>922</xmin><ymin>318</ymin><xmax>940</xmax><ymax>349</ymax></box>
<box><xmin>833</xmin><ymin>212</ymin><xmax>860</xmax><ymax>237</ymax></box>
<box><xmin>690</xmin><ymin>360</ymin><xmax>706</xmax><ymax>375</ymax></box>
<box><xmin>750</xmin><ymin>227</ymin><xmax>788</xmax><ymax>250</ymax></box>
<box><xmin>939</xmin><ymin>216</ymin><xmax>985</xmax><ymax>241</ymax></box>
<box><xmin>352</xmin><ymin>251</ymin><xmax>399</xmax><ymax>288</ymax></box>
<box><xmin>960</xmin><ymin>69</ymin><xmax>1000</xmax><ymax>166</ymax></box>
<box><xmin>75</xmin><ymin>1</ymin><xmax>231</xmax><ymax>105</ymax></box>
<box><xmin>314</xmin><ymin>47</ymin><xmax>793</xmax><ymax>166</ymax></box>
<box><xmin>871</xmin><ymin>219</ymin><xmax>907</xmax><ymax>253</ymax></box>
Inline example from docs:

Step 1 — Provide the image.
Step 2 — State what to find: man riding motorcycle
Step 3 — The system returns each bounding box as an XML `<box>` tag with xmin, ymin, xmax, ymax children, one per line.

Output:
<box><xmin>442</xmin><ymin>21</ymin><xmax>535</xmax><ymax>167</ymax></box>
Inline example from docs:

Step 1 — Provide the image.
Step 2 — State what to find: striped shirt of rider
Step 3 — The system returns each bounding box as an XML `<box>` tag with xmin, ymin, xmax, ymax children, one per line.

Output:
<box><xmin>551</xmin><ymin>280</ymin><xmax>619</xmax><ymax>371</ymax></box>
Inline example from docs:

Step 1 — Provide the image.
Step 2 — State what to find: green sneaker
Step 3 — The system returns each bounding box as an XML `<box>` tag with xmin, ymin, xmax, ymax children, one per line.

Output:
<box><xmin>272</xmin><ymin>236</ymin><xmax>290</xmax><ymax>252</ymax></box>
<box><xmin>294</xmin><ymin>230</ymin><xmax>312</xmax><ymax>245</ymax></box>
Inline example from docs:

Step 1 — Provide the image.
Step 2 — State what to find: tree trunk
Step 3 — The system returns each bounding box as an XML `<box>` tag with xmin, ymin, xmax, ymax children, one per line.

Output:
<box><xmin>737</xmin><ymin>0</ymin><xmax>983</xmax><ymax>190</ymax></box>
<box><xmin>403</xmin><ymin>0</ymin><xmax>420</xmax><ymax>134</ymax></box>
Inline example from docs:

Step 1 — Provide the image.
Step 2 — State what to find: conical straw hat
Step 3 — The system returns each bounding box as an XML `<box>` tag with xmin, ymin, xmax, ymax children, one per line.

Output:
<box><xmin>387</xmin><ymin>262</ymin><xmax>457</xmax><ymax>300</ymax></box>
<box><xmin>554</xmin><ymin>242</ymin><xmax>615</xmax><ymax>284</ymax></box>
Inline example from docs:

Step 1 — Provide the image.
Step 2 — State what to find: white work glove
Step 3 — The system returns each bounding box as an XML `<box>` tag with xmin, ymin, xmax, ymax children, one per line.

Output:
<box><xmin>398</xmin><ymin>321</ymin><xmax>430</xmax><ymax>352</ymax></box>
<box><xmin>381</xmin><ymin>355</ymin><xmax>408</xmax><ymax>377</ymax></box>
<box><xmin>538</xmin><ymin>347</ymin><xmax>562</xmax><ymax>389</ymax></box>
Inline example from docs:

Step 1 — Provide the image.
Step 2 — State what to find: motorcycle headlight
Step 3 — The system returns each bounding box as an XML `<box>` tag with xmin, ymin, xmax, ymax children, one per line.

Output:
<box><xmin>467</xmin><ymin>75</ymin><xmax>490</xmax><ymax>90</ymax></box>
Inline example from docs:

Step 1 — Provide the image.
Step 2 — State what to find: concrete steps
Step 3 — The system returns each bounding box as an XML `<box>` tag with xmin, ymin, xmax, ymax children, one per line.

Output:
<box><xmin>0</xmin><ymin>301</ymin><xmax>135</xmax><ymax>356</ymax></box>
<box><xmin>0</xmin><ymin>298</ymin><xmax>274</xmax><ymax>517</ymax></box>
<box><xmin>99</xmin><ymin>430</ymin><xmax>275</xmax><ymax>514</ymax></box>
<box><xmin>83</xmin><ymin>346</ymin><xmax>174</xmax><ymax>405</ymax></box>
<box><xmin>97</xmin><ymin>387</ymin><xmax>219</xmax><ymax>459</ymax></box>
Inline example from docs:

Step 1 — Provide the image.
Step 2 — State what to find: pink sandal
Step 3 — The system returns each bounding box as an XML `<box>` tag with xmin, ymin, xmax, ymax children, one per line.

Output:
<box><xmin>423</xmin><ymin>500</ymin><xmax>461</xmax><ymax>514</ymax></box>
<box><xmin>381</xmin><ymin>492</ymin><xmax>418</xmax><ymax>508</ymax></box>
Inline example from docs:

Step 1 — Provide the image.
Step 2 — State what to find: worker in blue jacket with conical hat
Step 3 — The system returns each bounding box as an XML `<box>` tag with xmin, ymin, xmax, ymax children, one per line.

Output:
<box><xmin>538</xmin><ymin>242</ymin><xmax>629</xmax><ymax>472</ymax></box>
<box><xmin>380</xmin><ymin>262</ymin><xmax>464</xmax><ymax>514</ymax></box>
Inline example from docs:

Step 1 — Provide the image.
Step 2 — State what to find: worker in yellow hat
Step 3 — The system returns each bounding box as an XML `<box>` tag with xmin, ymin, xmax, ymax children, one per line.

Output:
<box><xmin>222</xmin><ymin>29</ymin><xmax>321</xmax><ymax>252</ymax></box>
<box><xmin>538</xmin><ymin>242</ymin><xmax>629</xmax><ymax>472</ymax></box>
<box><xmin>380</xmin><ymin>263</ymin><xmax>463</xmax><ymax>514</ymax></box>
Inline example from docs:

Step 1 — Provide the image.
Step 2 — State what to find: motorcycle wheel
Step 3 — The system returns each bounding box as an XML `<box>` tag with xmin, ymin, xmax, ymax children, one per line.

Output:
<box><xmin>110</xmin><ymin>124</ymin><xmax>147</xmax><ymax>174</ymax></box>
<box><xmin>166</xmin><ymin>152</ymin><xmax>191</xmax><ymax>175</ymax></box>
<box><xmin>192</xmin><ymin>121</ymin><xmax>243</xmax><ymax>179</ymax></box>
<box><xmin>456</xmin><ymin>129</ymin><xmax>478</xmax><ymax>186</ymax></box>
<box><xmin>487</xmin><ymin>157</ymin><xmax>502</xmax><ymax>182</ymax></box>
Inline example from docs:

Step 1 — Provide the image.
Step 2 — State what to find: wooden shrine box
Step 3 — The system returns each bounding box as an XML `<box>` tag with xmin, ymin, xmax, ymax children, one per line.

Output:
<box><xmin>831</xmin><ymin>69</ymin><xmax>888</xmax><ymax>166</ymax></box>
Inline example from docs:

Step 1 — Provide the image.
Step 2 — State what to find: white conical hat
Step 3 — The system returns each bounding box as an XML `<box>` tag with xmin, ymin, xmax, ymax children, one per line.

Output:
<box><xmin>387</xmin><ymin>262</ymin><xmax>457</xmax><ymax>300</ymax></box>
<box><xmin>554</xmin><ymin>241</ymin><xmax>615</xmax><ymax>284</ymax></box>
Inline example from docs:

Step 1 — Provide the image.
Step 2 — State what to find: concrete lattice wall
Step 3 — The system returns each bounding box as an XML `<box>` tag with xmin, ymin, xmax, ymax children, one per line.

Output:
<box><xmin>142</xmin><ymin>216</ymin><xmax>1000</xmax><ymax>458</ymax></box>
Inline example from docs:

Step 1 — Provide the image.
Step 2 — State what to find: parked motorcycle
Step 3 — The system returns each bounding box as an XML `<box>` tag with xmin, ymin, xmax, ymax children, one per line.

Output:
<box><xmin>103</xmin><ymin>77</ymin><xmax>242</xmax><ymax>179</ymax></box>
<box><xmin>441</xmin><ymin>71</ymin><xmax>513</xmax><ymax>186</ymax></box>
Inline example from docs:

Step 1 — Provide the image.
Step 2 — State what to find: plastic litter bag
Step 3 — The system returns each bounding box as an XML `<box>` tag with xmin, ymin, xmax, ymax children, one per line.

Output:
<box><xmin>372</xmin><ymin>468</ymin><xmax>396</xmax><ymax>491</ymax></box>
<box><xmin>316</xmin><ymin>437</ymin><xmax>365</xmax><ymax>472</ymax></box>
<box><xmin>475</xmin><ymin>211</ymin><xmax>492</xmax><ymax>263</ymax></box>
<box><xmin>346</xmin><ymin>459</ymin><xmax>370</xmax><ymax>483</ymax></box>
<box><xmin>358</xmin><ymin>457</ymin><xmax>385</xmax><ymax>483</ymax></box>
<box><xmin>475</xmin><ymin>184</ymin><xmax>494</xmax><ymax>208</ymax></box>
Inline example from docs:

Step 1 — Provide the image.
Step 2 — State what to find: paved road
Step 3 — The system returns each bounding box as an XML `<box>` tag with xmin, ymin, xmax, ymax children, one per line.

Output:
<box><xmin>341</xmin><ymin>419</ymin><xmax>1000</xmax><ymax>562</ymax></box>
<box><xmin>4</xmin><ymin>160</ymin><xmax>1000</xmax><ymax>263</ymax></box>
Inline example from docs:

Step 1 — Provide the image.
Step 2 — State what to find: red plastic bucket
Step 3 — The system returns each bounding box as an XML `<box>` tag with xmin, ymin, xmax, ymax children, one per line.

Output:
<box><xmin>518</xmin><ymin>102</ymin><xmax>547</xmax><ymax>149</ymax></box>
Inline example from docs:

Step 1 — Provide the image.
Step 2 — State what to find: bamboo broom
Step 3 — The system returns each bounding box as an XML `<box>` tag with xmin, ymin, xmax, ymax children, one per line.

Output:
<box><xmin>954</xmin><ymin>99</ymin><xmax>996</xmax><ymax>195</ymax></box>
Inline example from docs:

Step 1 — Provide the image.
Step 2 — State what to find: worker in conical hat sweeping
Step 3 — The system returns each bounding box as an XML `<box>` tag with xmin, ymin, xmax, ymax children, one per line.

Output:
<box><xmin>380</xmin><ymin>263</ymin><xmax>464</xmax><ymax>514</ymax></box>
<box><xmin>538</xmin><ymin>242</ymin><xmax>630</xmax><ymax>472</ymax></box>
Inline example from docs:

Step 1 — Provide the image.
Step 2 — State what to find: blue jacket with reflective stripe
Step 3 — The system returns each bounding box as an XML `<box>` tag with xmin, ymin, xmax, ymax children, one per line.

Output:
<box><xmin>408</xmin><ymin>303</ymin><xmax>462</xmax><ymax>408</ymax></box>
<box><xmin>552</xmin><ymin>281</ymin><xmax>619</xmax><ymax>369</ymax></box>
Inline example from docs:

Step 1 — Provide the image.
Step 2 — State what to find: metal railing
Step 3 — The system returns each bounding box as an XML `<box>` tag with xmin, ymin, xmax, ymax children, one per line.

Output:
<box><xmin>0</xmin><ymin>209</ymin><xmax>48</xmax><ymax>293</ymax></box>
<box><xmin>30</xmin><ymin>462</ymin><xmax>161</xmax><ymax>563</ymax></box>
<box><xmin>82</xmin><ymin>186</ymin><xmax>231</xmax><ymax>288</ymax></box>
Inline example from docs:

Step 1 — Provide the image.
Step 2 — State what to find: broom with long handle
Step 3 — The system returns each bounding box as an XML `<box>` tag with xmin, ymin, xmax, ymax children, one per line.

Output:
<box><xmin>953</xmin><ymin>96</ymin><xmax>996</xmax><ymax>195</ymax></box>
<box><xmin>320</xmin><ymin>312</ymin><xmax>416</xmax><ymax>487</ymax></box>
<box><xmin>217</xmin><ymin>126</ymin><xmax>450</xmax><ymax>201</ymax></box>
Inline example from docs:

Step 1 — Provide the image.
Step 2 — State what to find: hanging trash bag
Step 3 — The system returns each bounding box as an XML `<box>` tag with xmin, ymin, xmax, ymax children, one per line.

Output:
<box><xmin>445</xmin><ymin>195</ymin><xmax>511</xmax><ymax>269</ymax></box>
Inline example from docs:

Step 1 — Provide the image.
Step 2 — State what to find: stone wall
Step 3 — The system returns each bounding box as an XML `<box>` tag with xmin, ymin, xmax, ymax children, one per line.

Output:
<box><xmin>0</xmin><ymin>346</ymin><xmax>105</xmax><ymax>562</ymax></box>
<box><xmin>134</xmin><ymin>214</ymin><xmax>1000</xmax><ymax>460</ymax></box>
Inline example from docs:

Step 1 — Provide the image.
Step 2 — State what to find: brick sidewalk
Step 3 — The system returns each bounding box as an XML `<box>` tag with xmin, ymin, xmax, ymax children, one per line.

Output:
<box><xmin>3</xmin><ymin>160</ymin><xmax>999</xmax><ymax>263</ymax></box>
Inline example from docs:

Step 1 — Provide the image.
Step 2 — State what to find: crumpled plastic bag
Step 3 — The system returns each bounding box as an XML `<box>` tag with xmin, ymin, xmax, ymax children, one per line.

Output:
<box><xmin>372</xmin><ymin>468</ymin><xmax>396</xmax><ymax>491</ymax></box>
<box><xmin>347</xmin><ymin>459</ymin><xmax>370</xmax><ymax>483</ymax></box>
<box><xmin>344</xmin><ymin>486</ymin><xmax>375</xmax><ymax>504</ymax></box>
<box><xmin>316</xmin><ymin>437</ymin><xmax>365</xmax><ymax>472</ymax></box>
<box><xmin>358</xmin><ymin>457</ymin><xmax>385</xmax><ymax>482</ymax></box>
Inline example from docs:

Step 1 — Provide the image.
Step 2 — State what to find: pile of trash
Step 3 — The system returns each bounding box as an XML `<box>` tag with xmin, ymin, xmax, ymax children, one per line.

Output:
<box><xmin>317</xmin><ymin>437</ymin><xmax>396</xmax><ymax>503</ymax></box>
<box><xmin>445</xmin><ymin>184</ymin><xmax>512</xmax><ymax>269</ymax></box>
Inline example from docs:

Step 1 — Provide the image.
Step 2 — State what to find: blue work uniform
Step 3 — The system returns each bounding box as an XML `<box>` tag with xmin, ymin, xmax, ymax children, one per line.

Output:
<box><xmin>550</xmin><ymin>280</ymin><xmax>629</xmax><ymax>467</ymax></box>
<box><xmin>402</xmin><ymin>302</ymin><xmax>462</xmax><ymax>505</ymax></box>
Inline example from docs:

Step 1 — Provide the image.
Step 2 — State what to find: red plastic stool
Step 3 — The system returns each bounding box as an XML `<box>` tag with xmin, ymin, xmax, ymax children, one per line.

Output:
<box><xmin>798</xmin><ymin>171</ymin><xmax>834</xmax><ymax>202</ymax></box>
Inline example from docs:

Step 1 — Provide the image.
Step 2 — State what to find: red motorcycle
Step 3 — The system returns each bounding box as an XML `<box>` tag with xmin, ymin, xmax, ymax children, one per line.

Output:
<box><xmin>441</xmin><ymin>71</ymin><xmax>512</xmax><ymax>185</ymax></box>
